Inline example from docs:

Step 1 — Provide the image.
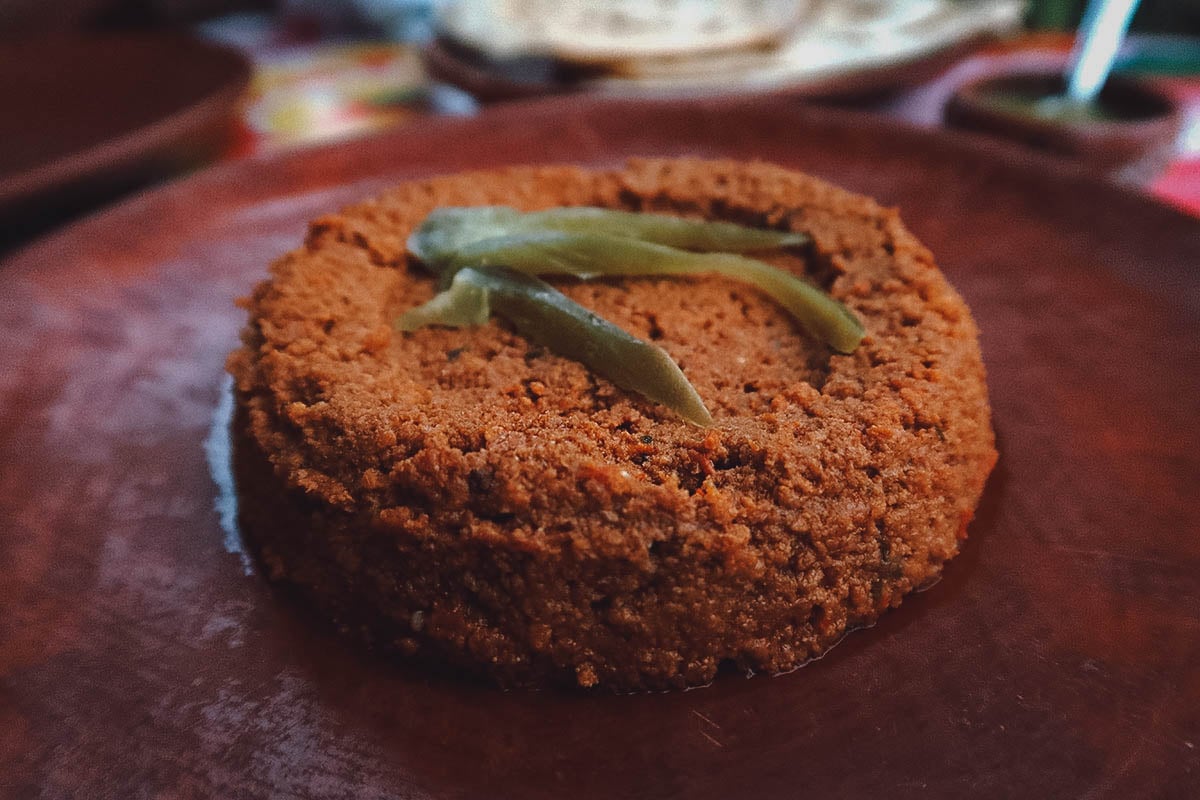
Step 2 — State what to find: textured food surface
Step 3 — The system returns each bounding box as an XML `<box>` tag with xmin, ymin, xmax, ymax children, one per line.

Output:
<box><xmin>227</xmin><ymin>159</ymin><xmax>997</xmax><ymax>690</ymax></box>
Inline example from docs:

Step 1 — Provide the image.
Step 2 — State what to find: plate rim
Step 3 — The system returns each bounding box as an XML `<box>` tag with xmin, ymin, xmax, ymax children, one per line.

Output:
<box><xmin>4</xmin><ymin>94</ymin><xmax>1197</xmax><ymax>273</ymax></box>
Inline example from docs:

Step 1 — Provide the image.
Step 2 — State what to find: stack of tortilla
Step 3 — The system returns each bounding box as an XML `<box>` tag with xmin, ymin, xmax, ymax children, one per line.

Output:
<box><xmin>430</xmin><ymin>0</ymin><xmax>1024</xmax><ymax>98</ymax></box>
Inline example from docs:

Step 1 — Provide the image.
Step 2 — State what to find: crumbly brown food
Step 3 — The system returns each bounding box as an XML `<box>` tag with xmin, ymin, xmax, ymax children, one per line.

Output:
<box><xmin>228</xmin><ymin>159</ymin><xmax>997</xmax><ymax>690</ymax></box>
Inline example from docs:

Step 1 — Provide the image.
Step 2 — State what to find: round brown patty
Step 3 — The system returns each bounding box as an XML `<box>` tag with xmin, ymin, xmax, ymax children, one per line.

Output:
<box><xmin>227</xmin><ymin>159</ymin><xmax>997</xmax><ymax>690</ymax></box>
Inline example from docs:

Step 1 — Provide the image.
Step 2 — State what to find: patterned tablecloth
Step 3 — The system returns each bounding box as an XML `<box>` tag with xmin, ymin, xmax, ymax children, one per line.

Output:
<box><xmin>1147</xmin><ymin>78</ymin><xmax>1200</xmax><ymax>216</ymax></box>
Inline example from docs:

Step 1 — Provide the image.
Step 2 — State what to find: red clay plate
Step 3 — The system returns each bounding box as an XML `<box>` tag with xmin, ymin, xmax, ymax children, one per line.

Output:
<box><xmin>1</xmin><ymin>98</ymin><xmax>1197</xmax><ymax>799</ymax></box>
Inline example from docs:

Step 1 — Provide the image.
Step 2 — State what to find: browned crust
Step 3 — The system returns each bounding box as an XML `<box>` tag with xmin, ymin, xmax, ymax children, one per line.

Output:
<box><xmin>227</xmin><ymin>158</ymin><xmax>997</xmax><ymax>690</ymax></box>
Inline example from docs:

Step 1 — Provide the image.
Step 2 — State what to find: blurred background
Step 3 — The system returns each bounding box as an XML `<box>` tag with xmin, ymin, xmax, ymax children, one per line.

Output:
<box><xmin>1</xmin><ymin>0</ymin><xmax>1198</xmax><ymax>249</ymax></box>
<box><xmin>3</xmin><ymin>0</ymin><xmax>1197</xmax><ymax>39</ymax></box>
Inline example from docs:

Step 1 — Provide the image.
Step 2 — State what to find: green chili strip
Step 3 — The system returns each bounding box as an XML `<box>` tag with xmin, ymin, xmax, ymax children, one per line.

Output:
<box><xmin>397</xmin><ymin>267</ymin><xmax>713</xmax><ymax>426</ymax></box>
<box><xmin>399</xmin><ymin>205</ymin><xmax>866</xmax><ymax>426</ymax></box>
<box><xmin>522</xmin><ymin>207</ymin><xmax>809</xmax><ymax>251</ymax></box>
<box><xmin>408</xmin><ymin>206</ymin><xmax>808</xmax><ymax>270</ymax></box>
<box><xmin>442</xmin><ymin>232</ymin><xmax>865</xmax><ymax>354</ymax></box>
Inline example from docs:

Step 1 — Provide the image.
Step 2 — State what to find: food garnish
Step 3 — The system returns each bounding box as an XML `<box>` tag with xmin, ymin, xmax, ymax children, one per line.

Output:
<box><xmin>398</xmin><ymin>267</ymin><xmax>712</xmax><ymax>426</ymax></box>
<box><xmin>399</xmin><ymin>206</ymin><xmax>864</xmax><ymax>425</ymax></box>
<box><xmin>433</xmin><ymin>232</ymin><xmax>863</xmax><ymax>354</ymax></box>
<box><xmin>408</xmin><ymin>206</ymin><xmax>809</xmax><ymax>268</ymax></box>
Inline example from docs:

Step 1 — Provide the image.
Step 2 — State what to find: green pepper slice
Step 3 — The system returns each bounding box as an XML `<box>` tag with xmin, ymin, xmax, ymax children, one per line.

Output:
<box><xmin>408</xmin><ymin>206</ymin><xmax>808</xmax><ymax>270</ymax></box>
<box><xmin>397</xmin><ymin>266</ymin><xmax>713</xmax><ymax>427</ymax></box>
<box><xmin>441</xmin><ymin>232</ymin><xmax>864</xmax><ymax>354</ymax></box>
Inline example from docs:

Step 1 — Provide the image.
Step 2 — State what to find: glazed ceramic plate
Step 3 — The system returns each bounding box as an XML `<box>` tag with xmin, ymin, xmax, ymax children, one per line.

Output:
<box><xmin>2</xmin><ymin>98</ymin><xmax>1197</xmax><ymax>798</ymax></box>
